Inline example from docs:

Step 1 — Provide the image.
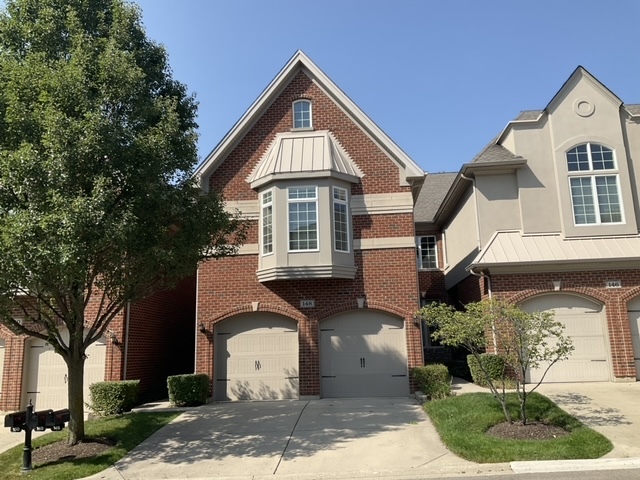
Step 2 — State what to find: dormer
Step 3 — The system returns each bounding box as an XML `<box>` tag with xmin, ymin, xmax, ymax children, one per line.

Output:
<box><xmin>247</xmin><ymin>130</ymin><xmax>364</xmax><ymax>282</ymax></box>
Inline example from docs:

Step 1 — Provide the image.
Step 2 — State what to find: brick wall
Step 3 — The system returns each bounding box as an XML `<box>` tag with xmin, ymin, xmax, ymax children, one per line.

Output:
<box><xmin>126</xmin><ymin>275</ymin><xmax>197</xmax><ymax>401</ymax></box>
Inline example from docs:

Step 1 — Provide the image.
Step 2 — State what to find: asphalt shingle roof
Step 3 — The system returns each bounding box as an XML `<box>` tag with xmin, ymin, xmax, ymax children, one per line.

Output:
<box><xmin>514</xmin><ymin>110</ymin><xmax>543</xmax><ymax>121</ymax></box>
<box><xmin>414</xmin><ymin>172</ymin><xmax>457</xmax><ymax>223</ymax></box>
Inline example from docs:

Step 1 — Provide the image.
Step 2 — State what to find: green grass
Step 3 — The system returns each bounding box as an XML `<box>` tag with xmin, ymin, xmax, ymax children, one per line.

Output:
<box><xmin>0</xmin><ymin>411</ymin><xmax>180</xmax><ymax>479</ymax></box>
<box><xmin>424</xmin><ymin>392</ymin><xmax>612</xmax><ymax>463</ymax></box>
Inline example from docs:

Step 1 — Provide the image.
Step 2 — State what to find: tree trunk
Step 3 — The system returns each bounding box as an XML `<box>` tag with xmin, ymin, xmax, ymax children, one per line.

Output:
<box><xmin>66</xmin><ymin>341</ymin><xmax>86</xmax><ymax>445</ymax></box>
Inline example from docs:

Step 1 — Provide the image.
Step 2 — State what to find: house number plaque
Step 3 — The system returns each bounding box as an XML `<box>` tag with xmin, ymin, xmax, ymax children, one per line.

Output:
<box><xmin>606</xmin><ymin>280</ymin><xmax>622</xmax><ymax>289</ymax></box>
<box><xmin>300</xmin><ymin>299</ymin><xmax>315</xmax><ymax>308</ymax></box>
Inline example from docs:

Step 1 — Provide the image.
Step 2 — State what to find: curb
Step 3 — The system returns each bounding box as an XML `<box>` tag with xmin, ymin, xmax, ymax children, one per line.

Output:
<box><xmin>511</xmin><ymin>457</ymin><xmax>640</xmax><ymax>473</ymax></box>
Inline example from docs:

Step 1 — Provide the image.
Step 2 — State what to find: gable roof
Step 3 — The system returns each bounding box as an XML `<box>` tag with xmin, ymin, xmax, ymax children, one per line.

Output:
<box><xmin>195</xmin><ymin>50</ymin><xmax>424</xmax><ymax>191</ymax></box>
<box><xmin>497</xmin><ymin>66</ymin><xmax>634</xmax><ymax>144</ymax></box>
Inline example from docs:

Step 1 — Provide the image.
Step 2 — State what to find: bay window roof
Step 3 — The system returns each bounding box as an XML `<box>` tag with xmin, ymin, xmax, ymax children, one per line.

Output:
<box><xmin>247</xmin><ymin>130</ymin><xmax>364</xmax><ymax>189</ymax></box>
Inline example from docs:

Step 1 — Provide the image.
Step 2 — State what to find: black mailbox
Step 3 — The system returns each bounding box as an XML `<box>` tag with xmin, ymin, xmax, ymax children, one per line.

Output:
<box><xmin>4</xmin><ymin>410</ymin><xmax>27</xmax><ymax>432</ymax></box>
<box><xmin>34</xmin><ymin>409</ymin><xmax>54</xmax><ymax>432</ymax></box>
<box><xmin>48</xmin><ymin>409</ymin><xmax>70</xmax><ymax>431</ymax></box>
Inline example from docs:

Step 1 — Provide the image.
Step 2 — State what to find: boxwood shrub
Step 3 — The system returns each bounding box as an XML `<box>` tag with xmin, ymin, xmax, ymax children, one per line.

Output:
<box><xmin>467</xmin><ymin>353</ymin><xmax>505</xmax><ymax>387</ymax></box>
<box><xmin>167</xmin><ymin>373</ymin><xmax>210</xmax><ymax>407</ymax></box>
<box><xmin>411</xmin><ymin>364</ymin><xmax>452</xmax><ymax>400</ymax></box>
<box><xmin>88</xmin><ymin>380</ymin><xmax>140</xmax><ymax>416</ymax></box>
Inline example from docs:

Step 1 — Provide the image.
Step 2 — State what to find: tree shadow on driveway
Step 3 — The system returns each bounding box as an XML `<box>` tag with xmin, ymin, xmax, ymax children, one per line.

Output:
<box><xmin>114</xmin><ymin>398</ymin><xmax>440</xmax><ymax>476</ymax></box>
<box><xmin>546</xmin><ymin>393</ymin><xmax>632</xmax><ymax>427</ymax></box>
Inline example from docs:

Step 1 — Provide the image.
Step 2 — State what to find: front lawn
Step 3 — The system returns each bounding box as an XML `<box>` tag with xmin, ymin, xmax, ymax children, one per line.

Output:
<box><xmin>0</xmin><ymin>411</ymin><xmax>180</xmax><ymax>479</ymax></box>
<box><xmin>424</xmin><ymin>392</ymin><xmax>612</xmax><ymax>463</ymax></box>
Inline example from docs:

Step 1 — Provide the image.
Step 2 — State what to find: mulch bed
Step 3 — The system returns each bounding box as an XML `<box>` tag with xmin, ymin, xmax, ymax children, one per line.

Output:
<box><xmin>487</xmin><ymin>421</ymin><xmax>569</xmax><ymax>440</ymax></box>
<box><xmin>32</xmin><ymin>437</ymin><xmax>115</xmax><ymax>465</ymax></box>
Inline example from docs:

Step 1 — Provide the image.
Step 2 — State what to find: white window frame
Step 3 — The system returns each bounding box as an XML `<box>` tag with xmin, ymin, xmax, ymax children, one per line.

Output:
<box><xmin>566</xmin><ymin>143</ymin><xmax>624</xmax><ymax>226</ymax></box>
<box><xmin>261</xmin><ymin>189</ymin><xmax>274</xmax><ymax>255</ymax></box>
<box><xmin>293</xmin><ymin>99</ymin><xmax>312</xmax><ymax>129</ymax></box>
<box><xmin>332</xmin><ymin>186</ymin><xmax>350</xmax><ymax>253</ymax></box>
<box><xmin>287</xmin><ymin>186</ymin><xmax>319</xmax><ymax>252</ymax></box>
<box><xmin>416</xmin><ymin>235</ymin><xmax>438</xmax><ymax>270</ymax></box>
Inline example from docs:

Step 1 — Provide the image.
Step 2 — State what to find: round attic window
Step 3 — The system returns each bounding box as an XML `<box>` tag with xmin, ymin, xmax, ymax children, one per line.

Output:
<box><xmin>574</xmin><ymin>98</ymin><xmax>595</xmax><ymax>117</ymax></box>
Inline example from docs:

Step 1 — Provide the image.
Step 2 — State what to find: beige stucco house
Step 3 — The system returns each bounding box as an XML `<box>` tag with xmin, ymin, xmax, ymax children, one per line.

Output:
<box><xmin>430</xmin><ymin>66</ymin><xmax>640</xmax><ymax>383</ymax></box>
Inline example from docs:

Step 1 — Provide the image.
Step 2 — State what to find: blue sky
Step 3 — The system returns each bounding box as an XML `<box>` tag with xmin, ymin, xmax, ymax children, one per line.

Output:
<box><xmin>134</xmin><ymin>0</ymin><xmax>640</xmax><ymax>174</ymax></box>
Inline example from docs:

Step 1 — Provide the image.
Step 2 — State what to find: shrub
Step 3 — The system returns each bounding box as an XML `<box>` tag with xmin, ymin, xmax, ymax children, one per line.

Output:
<box><xmin>412</xmin><ymin>364</ymin><xmax>452</xmax><ymax>400</ymax></box>
<box><xmin>167</xmin><ymin>373</ymin><xmax>210</xmax><ymax>406</ymax></box>
<box><xmin>467</xmin><ymin>353</ymin><xmax>505</xmax><ymax>387</ymax></box>
<box><xmin>88</xmin><ymin>380</ymin><xmax>140</xmax><ymax>416</ymax></box>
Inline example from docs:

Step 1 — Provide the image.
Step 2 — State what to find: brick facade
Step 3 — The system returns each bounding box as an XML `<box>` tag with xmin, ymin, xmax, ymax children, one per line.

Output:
<box><xmin>197</xmin><ymin>68</ymin><xmax>424</xmax><ymax>398</ymax></box>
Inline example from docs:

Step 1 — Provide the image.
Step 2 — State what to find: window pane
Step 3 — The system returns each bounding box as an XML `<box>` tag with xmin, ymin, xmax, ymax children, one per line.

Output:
<box><xmin>595</xmin><ymin>176</ymin><xmax>622</xmax><ymax>223</ymax></box>
<box><xmin>261</xmin><ymin>191</ymin><xmax>273</xmax><ymax>255</ymax></box>
<box><xmin>590</xmin><ymin>144</ymin><xmax>615</xmax><ymax>170</ymax></box>
<box><xmin>289</xmin><ymin>188</ymin><xmax>318</xmax><ymax>250</ymax></box>
<box><xmin>293</xmin><ymin>101</ymin><xmax>311</xmax><ymax>129</ymax></box>
<box><xmin>566</xmin><ymin>144</ymin><xmax>590</xmax><ymax>171</ymax></box>
<box><xmin>570</xmin><ymin>177</ymin><xmax>596</xmax><ymax>224</ymax></box>
<box><xmin>417</xmin><ymin>236</ymin><xmax>437</xmax><ymax>269</ymax></box>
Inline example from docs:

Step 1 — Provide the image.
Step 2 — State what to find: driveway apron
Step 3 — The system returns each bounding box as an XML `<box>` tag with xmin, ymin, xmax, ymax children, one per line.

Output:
<box><xmin>536</xmin><ymin>382</ymin><xmax>640</xmax><ymax>458</ymax></box>
<box><xmin>109</xmin><ymin>398</ymin><xmax>479</xmax><ymax>479</ymax></box>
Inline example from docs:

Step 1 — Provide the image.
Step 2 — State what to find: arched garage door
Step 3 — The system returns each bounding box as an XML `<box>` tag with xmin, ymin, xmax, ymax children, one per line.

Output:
<box><xmin>626</xmin><ymin>297</ymin><xmax>640</xmax><ymax>380</ymax></box>
<box><xmin>320</xmin><ymin>310</ymin><xmax>409</xmax><ymax>397</ymax></box>
<box><xmin>520</xmin><ymin>294</ymin><xmax>609</xmax><ymax>383</ymax></box>
<box><xmin>23</xmin><ymin>331</ymin><xmax>107</xmax><ymax>411</ymax></box>
<box><xmin>214</xmin><ymin>313</ymin><xmax>299</xmax><ymax>401</ymax></box>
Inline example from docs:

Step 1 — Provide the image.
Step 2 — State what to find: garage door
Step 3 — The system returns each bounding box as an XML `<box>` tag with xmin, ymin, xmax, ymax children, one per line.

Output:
<box><xmin>214</xmin><ymin>313</ymin><xmax>298</xmax><ymax>401</ymax></box>
<box><xmin>626</xmin><ymin>297</ymin><xmax>640</xmax><ymax>380</ymax></box>
<box><xmin>320</xmin><ymin>310</ymin><xmax>409</xmax><ymax>397</ymax></box>
<box><xmin>23</xmin><ymin>331</ymin><xmax>107</xmax><ymax>411</ymax></box>
<box><xmin>520</xmin><ymin>294</ymin><xmax>609</xmax><ymax>383</ymax></box>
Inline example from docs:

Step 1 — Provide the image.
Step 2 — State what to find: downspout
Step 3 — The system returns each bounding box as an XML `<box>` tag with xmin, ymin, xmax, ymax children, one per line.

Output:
<box><xmin>194</xmin><ymin>268</ymin><xmax>200</xmax><ymax>374</ymax></box>
<box><xmin>469</xmin><ymin>268</ymin><xmax>497</xmax><ymax>353</ymax></box>
<box><xmin>123</xmin><ymin>300</ymin><xmax>131</xmax><ymax>380</ymax></box>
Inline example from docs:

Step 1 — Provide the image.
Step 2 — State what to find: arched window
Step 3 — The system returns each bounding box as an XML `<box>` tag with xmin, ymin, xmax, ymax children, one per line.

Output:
<box><xmin>566</xmin><ymin>143</ymin><xmax>622</xmax><ymax>225</ymax></box>
<box><xmin>293</xmin><ymin>100</ymin><xmax>312</xmax><ymax>129</ymax></box>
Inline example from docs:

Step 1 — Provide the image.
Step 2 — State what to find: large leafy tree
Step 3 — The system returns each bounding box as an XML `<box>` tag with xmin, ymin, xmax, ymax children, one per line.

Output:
<box><xmin>0</xmin><ymin>0</ymin><xmax>242</xmax><ymax>444</ymax></box>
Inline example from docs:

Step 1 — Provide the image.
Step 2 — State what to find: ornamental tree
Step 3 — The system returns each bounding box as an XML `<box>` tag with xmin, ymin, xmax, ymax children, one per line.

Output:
<box><xmin>0</xmin><ymin>0</ymin><xmax>243</xmax><ymax>445</ymax></box>
<box><xmin>419</xmin><ymin>299</ymin><xmax>573</xmax><ymax>424</ymax></box>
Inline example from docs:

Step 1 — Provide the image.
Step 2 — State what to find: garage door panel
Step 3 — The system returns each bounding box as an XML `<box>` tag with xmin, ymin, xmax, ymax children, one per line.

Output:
<box><xmin>214</xmin><ymin>313</ymin><xmax>299</xmax><ymax>401</ymax></box>
<box><xmin>320</xmin><ymin>310</ymin><xmax>409</xmax><ymax>397</ymax></box>
<box><xmin>625</xmin><ymin>300</ymin><xmax>640</xmax><ymax>380</ymax></box>
<box><xmin>24</xmin><ymin>332</ymin><xmax>106</xmax><ymax>411</ymax></box>
<box><xmin>521</xmin><ymin>294</ymin><xmax>609</xmax><ymax>383</ymax></box>
<box><xmin>322</xmin><ymin>374</ymin><xmax>407</xmax><ymax>398</ymax></box>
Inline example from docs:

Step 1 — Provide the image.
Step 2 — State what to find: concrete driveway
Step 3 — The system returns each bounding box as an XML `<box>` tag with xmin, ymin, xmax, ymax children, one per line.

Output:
<box><xmin>86</xmin><ymin>397</ymin><xmax>506</xmax><ymax>480</ymax></box>
<box><xmin>536</xmin><ymin>381</ymin><xmax>640</xmax><ymax>458</ymax></box>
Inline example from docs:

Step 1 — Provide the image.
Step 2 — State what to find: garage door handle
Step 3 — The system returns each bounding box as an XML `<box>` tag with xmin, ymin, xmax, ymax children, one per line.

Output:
<box><xmin>360</xmin><ymin>357</ymin><xmax>366</xmax><ymax>368</ymax></box>
<box><xmin>255</xmin><ymin>360</ymin><xmax>261</xmax><ymax>371</ymax></box>
<box><xmin>64</xmin><ymin>374</ymin><xmax>68</xmax><ymax>383</ymax></box>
